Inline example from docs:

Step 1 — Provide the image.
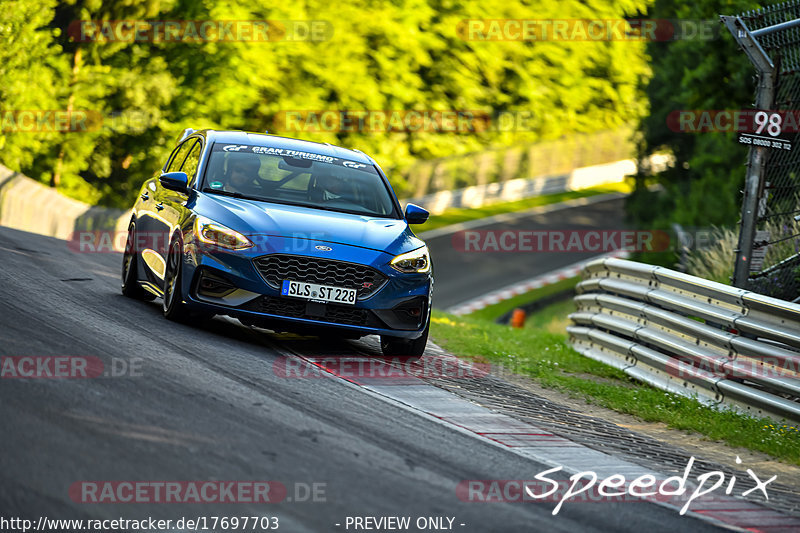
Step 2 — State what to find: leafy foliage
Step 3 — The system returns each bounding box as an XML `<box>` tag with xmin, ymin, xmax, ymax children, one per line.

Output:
<box><xmin>0</xmin><ymin>0</ymin><xmax>67</xmax><ymax>183</ymax></box>
<box><xmin>2</xmin><ymin>0</ymin><xmax>649</xmax><ymax>208</ymax></box>
<box><xmin>628</xmin><ymin>0</ymin><xmax>770</xmax><ymax>233</ymax></box>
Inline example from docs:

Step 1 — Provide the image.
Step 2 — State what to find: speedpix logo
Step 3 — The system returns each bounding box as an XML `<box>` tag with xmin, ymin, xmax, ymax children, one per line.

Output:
<box><xmin>458</xmin><ymin>457</ymin><xmax>776</xmax><ymax>516</ymax></box>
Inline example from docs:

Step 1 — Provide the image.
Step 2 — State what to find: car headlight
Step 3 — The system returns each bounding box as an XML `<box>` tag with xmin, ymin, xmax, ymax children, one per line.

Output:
<box><xmin>390</xmin><ymin>246</ymin><xmax>430</xmax><ymax>273</ymax></box>
<box><xmin>194</xmin><ymin>216</ymin><xmax>253</xmax><ymax>250</ymax></box>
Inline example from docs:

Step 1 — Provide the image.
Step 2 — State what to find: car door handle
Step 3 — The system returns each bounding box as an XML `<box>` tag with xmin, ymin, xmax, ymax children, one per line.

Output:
<box><xmin>140</xmin><ymin>192</ymin><xmax>149</xmax><ymax>201</ymax></box>
<box><xmin>155</xmin><ymin>203</ymin><xmax>164</xmax><ymax>211</ymax></box>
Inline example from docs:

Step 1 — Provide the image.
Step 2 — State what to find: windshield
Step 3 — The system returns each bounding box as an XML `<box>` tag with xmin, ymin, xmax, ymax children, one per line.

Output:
<box><xmin>202</xmin><ymin>143</ymin><xmax>398</xmax><ymax>218</ymax></box>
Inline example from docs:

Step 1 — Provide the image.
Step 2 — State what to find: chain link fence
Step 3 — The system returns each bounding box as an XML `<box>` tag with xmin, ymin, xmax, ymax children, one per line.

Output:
<box><xmin>725</xmin><ymin>2</ymin><xmax>800</xmax><ymax>301</ymax></box>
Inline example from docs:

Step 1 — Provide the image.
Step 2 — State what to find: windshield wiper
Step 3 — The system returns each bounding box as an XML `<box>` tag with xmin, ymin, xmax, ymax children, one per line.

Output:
<box><xmin>202</xmin><ymin>188</ymin><xmax>257</xmax><ymax>201</ymax></box>
<box><xmin>202</xmin><ymin>190</ymin><xmax>396</xmax><ymax>218</ymax></box>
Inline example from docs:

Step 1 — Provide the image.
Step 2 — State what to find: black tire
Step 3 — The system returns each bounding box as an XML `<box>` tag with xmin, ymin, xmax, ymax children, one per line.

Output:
<box><xmin>121</xmin><ymin>222</ymin><xmax>155</xmax><ymax>301</ymax></box>
<box><xmin>163</xmin><ymin>237</ymin><xmax>191</xmax><ymax>322</ymax></box>
<box><xmin>380</xmin><ymin>316</ymin><xmax>430</xmax><ymax>357</ymax></box>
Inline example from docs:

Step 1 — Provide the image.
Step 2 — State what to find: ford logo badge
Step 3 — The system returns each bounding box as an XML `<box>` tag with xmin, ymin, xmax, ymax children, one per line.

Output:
<box><xmin>315</xmin><ymin>245</ymin><xmax>332</xmax><ymax>251</ymax></box>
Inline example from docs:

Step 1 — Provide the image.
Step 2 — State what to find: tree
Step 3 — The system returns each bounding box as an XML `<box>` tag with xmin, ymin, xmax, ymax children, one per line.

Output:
<box><xmin>0</xmin><ymin>0</ymin><xmax>67</xmax><ymax>183</ymax></box>
<box><xmin>1</xmin><ymin>0</ymin><xmax>653</xmax><ymax>208</ymax></box>
<box><xmin>628</xmin><ymin>0</ymin><xmax>766</xmax><ymax>238</ymax></box>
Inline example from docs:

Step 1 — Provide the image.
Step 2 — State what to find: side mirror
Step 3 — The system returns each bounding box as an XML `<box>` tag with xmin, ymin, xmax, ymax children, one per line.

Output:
<box><xmin>159</xmin><ymin>171</ymin><xmax>189</xmax><ymax>194</ymax></box>
<box><xmin>404</xmin><ymin>203</ymin><xmax>429</xmax><ymax>225</ymax></box>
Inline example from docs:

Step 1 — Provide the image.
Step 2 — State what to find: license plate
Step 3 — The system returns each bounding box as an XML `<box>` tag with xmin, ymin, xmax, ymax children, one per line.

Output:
<box><xmin>281</xmin><ymin>280</ymin><xmax>357</xmax><ymax>305</ymax></box>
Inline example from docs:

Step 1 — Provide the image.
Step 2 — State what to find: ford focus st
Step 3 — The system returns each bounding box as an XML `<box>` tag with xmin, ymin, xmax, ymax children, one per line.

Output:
<box><xmin>122</xmin><ymin>129</ymin><xmax>433</xmax><ymax>356</ymax></box>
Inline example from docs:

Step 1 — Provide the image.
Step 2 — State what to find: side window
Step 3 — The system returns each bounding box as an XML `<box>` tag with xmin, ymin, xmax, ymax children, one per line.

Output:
<box><xmin>162</xmin><ymin>145</ymin><xmax>181</xmax><ymax>171</ymax></box>
<box><xmin>180</xmin><ymin>140</ymin><xmax>203</xmax><ymax>185</ymax></box>
<box><xmin>166</xmin><ymin>140</ymin><xmax>195</xmax><ymax>173</ymax></box>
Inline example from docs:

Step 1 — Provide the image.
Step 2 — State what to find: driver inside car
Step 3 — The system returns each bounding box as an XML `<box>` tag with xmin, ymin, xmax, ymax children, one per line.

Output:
<box><xmin>223</xmin><ymin>154</ymin><xmax>262</xmax><ymax>194</ymax></box>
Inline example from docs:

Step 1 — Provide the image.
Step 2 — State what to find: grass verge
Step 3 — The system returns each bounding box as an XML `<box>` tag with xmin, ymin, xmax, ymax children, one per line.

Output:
<box><xmin>429</xmin><ymin>310</ymin><xmax>800</xmax><ymax>464</ymax></box>
<box><xmin>523</xmin><ymin>298</ymin><xmax>576</xmax><ymax>333</ymax></box>
<box><xmin>419</xmin><ymin>182</ymin><xmax>632</xmax><ymax>233</ymax></box>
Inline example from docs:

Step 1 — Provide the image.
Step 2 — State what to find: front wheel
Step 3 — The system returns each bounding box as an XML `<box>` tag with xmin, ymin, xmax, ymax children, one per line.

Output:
<box><xmin>163</xmin><ymin>237</ymin><xmax>191</xmax><ymax>322</ymax></box>
<box><xmin>121</xmin><ymin>222</ymin><xmax>155</xmax><ymax>301</ymax></box>
<box><xmin>380</xmin><ymin>317</ymin><xmax>430</xmax><ymax>357</ymax></box>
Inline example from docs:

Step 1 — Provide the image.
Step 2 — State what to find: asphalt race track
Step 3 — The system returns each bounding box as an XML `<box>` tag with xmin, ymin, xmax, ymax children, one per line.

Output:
<box><xmin>424</xmin><ymin>196</ymin><xmax>627</xmax><ymax>310</ymax></box>
<box><xmin>0</xmin><ymin>222</ymin><xmax>736</xmax><ymax>532</ymax></box>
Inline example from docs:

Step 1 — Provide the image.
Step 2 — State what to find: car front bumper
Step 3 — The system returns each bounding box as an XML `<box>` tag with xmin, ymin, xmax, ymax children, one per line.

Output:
<box><xmin>180</xmin><ymin>236</ymin><xmax>432</xmax><ymax>339</ymax></box>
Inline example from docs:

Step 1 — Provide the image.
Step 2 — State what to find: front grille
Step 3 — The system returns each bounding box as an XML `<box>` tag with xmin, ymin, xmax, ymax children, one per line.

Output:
<box><xmin>243</xmin><ymin>296</ymin><xmax>370</xmax><ymax>327</ymax></box>
<box><xmin>253</xmin><ymin>254</ymin><xmax>388</xmax><ymax>299</ymax></box>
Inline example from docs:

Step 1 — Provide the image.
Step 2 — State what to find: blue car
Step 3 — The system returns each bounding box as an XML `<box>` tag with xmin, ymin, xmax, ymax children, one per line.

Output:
<box><xmin>122</xmin><ymin>129</ymin><xmax>432</xmax><ymax>356</ymax></box>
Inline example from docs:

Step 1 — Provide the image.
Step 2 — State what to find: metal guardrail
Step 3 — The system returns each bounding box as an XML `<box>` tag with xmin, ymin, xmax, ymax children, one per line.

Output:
<box><xmin>567</xmin><ymin>257</ymin><xmax>800</xmax><ymax>423</ymax></box>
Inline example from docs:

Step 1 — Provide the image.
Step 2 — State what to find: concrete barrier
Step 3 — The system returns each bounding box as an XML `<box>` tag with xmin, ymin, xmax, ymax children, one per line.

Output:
<box><xmin>0</xmin><ymin>163</ymin><xmax>131</xmax><ymax>250</ymax></box>
<box><xmin>405</xmin><ymin>155</ymin><xmax>670</xmax><ymax>214</ymax></box>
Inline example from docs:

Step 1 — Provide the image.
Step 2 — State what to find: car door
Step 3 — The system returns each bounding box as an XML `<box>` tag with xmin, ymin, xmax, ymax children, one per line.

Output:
<box><xmin>139</xmin><ymin>139</ymin><xmax>195</xmax><ymax>286</ymax></box>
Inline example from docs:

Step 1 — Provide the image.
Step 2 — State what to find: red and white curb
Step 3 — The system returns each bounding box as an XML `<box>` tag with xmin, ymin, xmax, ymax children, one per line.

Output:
<box><xmin>447</xmin><ymin>249</ymin><xmax>630</xmax><ymax>316</ymax></box>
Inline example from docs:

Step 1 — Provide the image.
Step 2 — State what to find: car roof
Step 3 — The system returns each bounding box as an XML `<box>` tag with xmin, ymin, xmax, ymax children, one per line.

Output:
<box><xmin>195</xmin><ymin>129</ymin><xmax>374</xmax><ymax>165</ymax></box>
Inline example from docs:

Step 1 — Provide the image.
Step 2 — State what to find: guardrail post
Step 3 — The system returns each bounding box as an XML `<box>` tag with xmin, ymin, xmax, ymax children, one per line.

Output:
<box><xmin>721</xmin><ymin>16</ymin><xmax>776</xmax><ymax>288</ymax></box>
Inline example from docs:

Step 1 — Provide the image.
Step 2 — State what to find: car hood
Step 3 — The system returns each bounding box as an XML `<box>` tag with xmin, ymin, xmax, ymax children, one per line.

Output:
<box><xmin>193</xmin><ymin>192</ymin><xmax>424</xmax><ymax>255</ymax></box>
